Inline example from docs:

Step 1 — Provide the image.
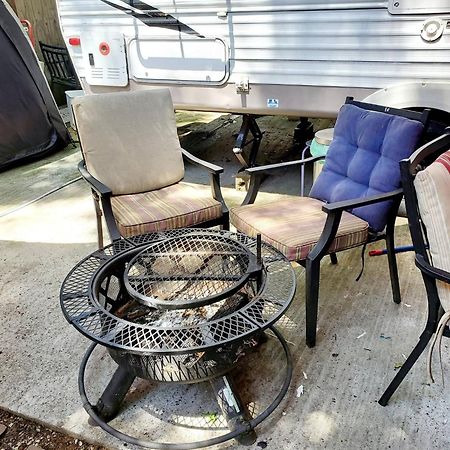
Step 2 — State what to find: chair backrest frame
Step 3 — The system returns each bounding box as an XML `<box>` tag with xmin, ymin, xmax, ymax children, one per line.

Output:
<box><xmin>346</xmin><ymin>97</ymin><xmax>430</xmax><ymax>126</ymax></box>
<box><xmin>39</xmin><ymin>41</ymin><xmax>80</xmax><ymax>89</ymax></box>
<box><xmin>400</xmin><ymin>128</ymin><xmax>450</xmax><ymax>298</ymax></box>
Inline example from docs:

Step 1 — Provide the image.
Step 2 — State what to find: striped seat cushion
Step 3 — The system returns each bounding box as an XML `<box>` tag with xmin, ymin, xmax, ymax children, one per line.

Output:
<box><xmin>230</xmin><ymin>197</ymin><xmax>369</xmax><ymax>261</ymax></box>
<box><xmin>415</xmin><ymin>150</ymin><xmax>450</xmax><ymax>311</ymax></box>
<box><xmin>415</xmin><ymin>150</ymin><xmax>450</xmax><ymax>381</ymax></box>
<box><xmin>111</xmin><ymin>182</ymin><xmax>223</xmax><ymax>237</ymax></box>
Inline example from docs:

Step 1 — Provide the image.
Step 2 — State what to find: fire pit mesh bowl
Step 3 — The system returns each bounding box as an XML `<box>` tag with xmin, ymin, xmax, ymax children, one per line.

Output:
<box><xmin>61</xmin><ymin>229</ymin><xmax>295</xmax><ymax>383</ymax></box>
<box><xmin>61</xmin><ymin>229</ymin><xmax>296</xmax><ymax>449</ymax></box>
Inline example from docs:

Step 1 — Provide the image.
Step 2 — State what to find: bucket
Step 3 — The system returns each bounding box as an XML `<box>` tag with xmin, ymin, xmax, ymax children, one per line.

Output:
<box><xmin>310</xmin><ymin>128</ymin><xmax>334</xmax><ymax>182</ymax></box>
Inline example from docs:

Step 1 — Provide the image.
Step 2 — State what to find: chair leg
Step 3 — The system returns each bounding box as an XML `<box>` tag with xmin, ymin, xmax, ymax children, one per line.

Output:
<box><xmin>305</xmin><ymin>258</ymin><xmax>321</xmax><ymax>348</ymax></box>
<box><xmin>222</xmin><ymin>212</ymin><xmax>230</xmax><ymax>231</ymax></box>
<box><xmin>329</xmin><ymin>253</ymin><xmax>338</xmax><ymax>265</ymax></box>
<box><xmin>385</xmin><ymin>232</ymin><xmax>401</xmax><ymax>304</ymax></box>
<box><xmin>92</xmin><ymin>191</ymin><xmax>104</xmax><ymax>249</ymax></box>
<box><xmin>378</xmin><ymin>329</ymin><xmax>434</xmax><ymax>406</ymax></box>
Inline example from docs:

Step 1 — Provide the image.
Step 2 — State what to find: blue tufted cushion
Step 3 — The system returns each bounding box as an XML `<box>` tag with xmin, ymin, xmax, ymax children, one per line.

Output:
<box><xmin>310</xmin><ymin>104</ymin><xmax>424</xmax><ymax>231</ymax></box>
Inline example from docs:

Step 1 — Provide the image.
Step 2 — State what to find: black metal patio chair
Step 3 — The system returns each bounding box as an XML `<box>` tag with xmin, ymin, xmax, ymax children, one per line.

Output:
<box><xmin>73</xmin><ymin>89</ymin><xmax>229</xmax><ymax>248</ymax></box>
<box><xmin>379</xmin><ymin>130</ymin><xmax>450</xmax><ymax>405</ymax></box>
<box><xmin>230</xmin><ymin>97</ymin><xmax>430</xmax><ymax>347</ymax></box>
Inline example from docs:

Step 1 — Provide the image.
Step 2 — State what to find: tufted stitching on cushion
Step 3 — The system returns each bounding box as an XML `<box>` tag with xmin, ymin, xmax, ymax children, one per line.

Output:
<box><xmin>310</xmin><ymin>104</ymin><xmax>424</xmax><ymax>231</ymax></box>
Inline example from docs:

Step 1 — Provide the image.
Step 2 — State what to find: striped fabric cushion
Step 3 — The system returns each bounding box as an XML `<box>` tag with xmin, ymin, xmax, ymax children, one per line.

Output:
<box><xmin>111</xmin><ymin>182</ymin><xmax>222</xmax><ymax>237</ymax></box>
<box><xmin>414</xmin><ymin>150</ymin><xmax>450</xmax><ymax>311</ymax></box>
<box><xmin>230</xmin><ymin>197</ymin><xmax>369</xmax><ymax>261</ymax></box>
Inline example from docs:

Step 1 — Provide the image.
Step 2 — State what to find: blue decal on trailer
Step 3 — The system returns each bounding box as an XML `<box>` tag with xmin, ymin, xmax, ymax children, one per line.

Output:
<box><xmin>267</xmin><ymin>99</ymin><xmax>279</xmax><ymax>108</ymax></box>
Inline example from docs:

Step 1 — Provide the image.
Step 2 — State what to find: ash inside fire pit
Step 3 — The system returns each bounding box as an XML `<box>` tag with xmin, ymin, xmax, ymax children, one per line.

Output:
<box><xmin>106</xmin><ymin>273</ymin><xmax>260</xmax><ymax>383</ymax></box>
<box><xmin>114</xmin><ymin>290</ymin><xmax>254</xmax><ymax>328</ymax></box>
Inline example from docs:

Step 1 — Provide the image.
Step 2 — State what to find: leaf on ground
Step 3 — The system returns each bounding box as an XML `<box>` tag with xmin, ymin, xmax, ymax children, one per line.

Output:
<box><xmin>204</xmin><ymin>412</ymin><xmax>219</xmax><ymax>424</ymax></box>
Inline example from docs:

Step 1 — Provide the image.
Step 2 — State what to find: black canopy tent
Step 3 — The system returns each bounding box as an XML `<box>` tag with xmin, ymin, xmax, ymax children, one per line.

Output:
<box><xmin>0</xmin><ymin>1</ymin><xmax>70</xmax><ymax>171</ymax></box>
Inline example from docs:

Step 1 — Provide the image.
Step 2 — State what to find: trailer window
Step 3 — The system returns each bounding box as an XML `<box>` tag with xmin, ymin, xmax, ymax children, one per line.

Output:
<box><xmin>128</xmin><ymin>37</ymin><xmax>228</xmax><ymax>84</ymax></box>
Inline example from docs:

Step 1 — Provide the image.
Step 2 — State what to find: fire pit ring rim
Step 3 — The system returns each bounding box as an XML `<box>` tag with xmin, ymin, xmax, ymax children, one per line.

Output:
<box><xmin>61</xmin><ymin>290</ymin><xmax>293</xmax><ymax>357</ymax></box>
<box><xmin>60</xmin><ymin>229</ymin><xmax>296</xmax><ymax>355</ymax></box>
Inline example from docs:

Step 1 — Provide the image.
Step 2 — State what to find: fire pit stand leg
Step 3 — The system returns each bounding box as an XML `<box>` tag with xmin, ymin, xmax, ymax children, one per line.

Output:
<box><xmin>95</xmin><ymin>365</ymin><xmax>136</xmax><ymax>422</ymax></box>
<box><xmin>209</xmin><ymin>375</ymin><xmax>257</xmax><ymax>446</ymax></box>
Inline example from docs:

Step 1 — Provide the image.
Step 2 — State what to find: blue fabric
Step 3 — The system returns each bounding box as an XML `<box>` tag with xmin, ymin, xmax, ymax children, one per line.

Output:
<box><xmin>310</xmin><ymin>104</ymin><xmax>424</xmax><ymax>231</ymax></box>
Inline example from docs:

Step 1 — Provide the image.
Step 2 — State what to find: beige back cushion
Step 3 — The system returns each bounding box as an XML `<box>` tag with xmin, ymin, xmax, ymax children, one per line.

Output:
<box><xmin>73</xmin><ymin>89</ymin><xmax>184</xmax><ymax>195</ymax></box>
<box><xmin>414</xmin><ymin>150</ymin><xmax>450</xmax><ymax>311</ymax></box>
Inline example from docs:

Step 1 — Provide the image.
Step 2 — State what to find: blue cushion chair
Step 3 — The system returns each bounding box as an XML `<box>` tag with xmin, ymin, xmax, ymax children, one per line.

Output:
<box><xmin>231</xmin><ymin>97</ymin><xmax>429</xmax><ymax>347</ymax></box>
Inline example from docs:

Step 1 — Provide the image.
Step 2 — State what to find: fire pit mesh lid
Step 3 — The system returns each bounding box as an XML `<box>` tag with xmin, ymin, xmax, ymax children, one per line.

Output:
<box><xmin>125</xmin><ymin>233</ymin><xmax>254</xmax><ymax>309</ymax></box>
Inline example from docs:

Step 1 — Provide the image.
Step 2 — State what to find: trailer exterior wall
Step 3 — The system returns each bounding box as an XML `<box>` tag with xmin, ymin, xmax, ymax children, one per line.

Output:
<box><xmin>57</xmin><ymin>0</ymin><xmax>450</xmax><ymax>116</ymax></box>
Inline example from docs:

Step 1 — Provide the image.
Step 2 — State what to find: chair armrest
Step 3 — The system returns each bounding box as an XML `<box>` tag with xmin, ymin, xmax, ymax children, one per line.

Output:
<box><xmin>181</xmin><ymin>149</ymin><xmax>224</xmax><ymax>174</ymax></box>
<box><xmin>322</xmin><ymin>188</ymin><xmax>403</xmax><ymax>214</ymax></box>
<box><xmin>78</xmin><ymin>161</ymin><xmax>112</xmax><ymax>197</ymax></box>
<box><xmin>307</xmin><ymin>188</ymin><xmax>403</xmax><ymax>260</ymax></box>
<box><xmin>245</xmin><ymin>155</ymin><xmax>325</xmax><ymax>175</ymax></box>
<box><xmin>240</xmin><ymin>155</ymin><xmax>325</xmax><ymax>206</ymax></box>
<box><xmin>416</xmin><ymin>254</ymin><xmax>450</xmax><ymax>284</ymax></box>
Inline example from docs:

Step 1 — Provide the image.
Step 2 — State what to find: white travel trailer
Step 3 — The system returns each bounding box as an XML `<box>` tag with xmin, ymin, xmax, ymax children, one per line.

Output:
<box><xmin>57</xmin><ymin>0</ymin><xmax>450</xmax><ymax>118</ymax></box>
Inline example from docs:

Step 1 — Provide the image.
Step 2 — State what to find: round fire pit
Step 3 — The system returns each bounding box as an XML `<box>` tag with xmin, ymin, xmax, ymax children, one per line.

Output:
<box><xmin>61</xmin><ymin>229</ymin><xmax>296</xmax><ymax>449</ymax></box>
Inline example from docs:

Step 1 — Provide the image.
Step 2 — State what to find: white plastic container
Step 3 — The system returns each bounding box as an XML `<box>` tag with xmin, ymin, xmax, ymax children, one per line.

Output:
<box><xmin>310</xmin><ymin>128</ymin><xmax>334</xmax><ymax>182</ymax></box>
<box><xmin>65</xmin><ymin>90</ymin><xmax>84</xmax><ymax>129</ymax></box>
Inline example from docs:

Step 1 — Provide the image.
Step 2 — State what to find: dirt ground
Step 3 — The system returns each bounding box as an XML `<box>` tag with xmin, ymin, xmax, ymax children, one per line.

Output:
<box><xmin>0</xmin><ymin>409</ymin><xmax>106</xmax><ymax>450</ymax></box>
<box><xmin>177</xmin><ymin>112</ymin><xmax>334</xmax><ymax>169</ymax></box>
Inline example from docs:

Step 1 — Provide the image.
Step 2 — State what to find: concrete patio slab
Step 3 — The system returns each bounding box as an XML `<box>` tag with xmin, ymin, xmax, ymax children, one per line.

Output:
<box><xmin>0</xmin><ymin>115</ymin><xmax>449</xmax><ymax>450</ymax></box>
<box><xmin>0</xmin><ymin>144</ymin><xmax>81</xmax><ymax>217</ymax></box>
